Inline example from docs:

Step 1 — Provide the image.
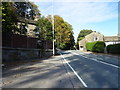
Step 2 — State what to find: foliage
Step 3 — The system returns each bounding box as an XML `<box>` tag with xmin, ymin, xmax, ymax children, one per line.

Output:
<box><xmin>46</xmin><ymin>15</ymin><xmax>52</xmax><ymax>23</ymax></box>
<box><xmin>86</xmin><ymin>41</ymin><xmax>106</xmax><ymax>53</ymax></box>
<box><xmin>14</xmin><ymin>2</ymin><xmax>40</xmax><ymax>20</ymax></box>
<box><xmin>2</xmin><ymin>2</ymin><xmax>40</xmax><ymax>34</ymax></box>
<box><xmin>75</xmin><ymin>42</ymin><xmax>79</xmax><ymax>50</ymax></box>
<box><xmin>76</xmin><ymin>29</ymin><xmax>93</xmax><ymax>49</ymax></box>
<box><xmin>2</xmin><ymin>2</ymin><xmax>75</xmax><ymax>50</ymax></box>
<box><xmin>35</xmin><ymin>16</ymin><xmax>53</xmax><ymax>41</ymax></box>
<box><xmin>2</xmin><ymin>2</ymin><xmax>18</xmax><ymax>34</ymax></box>
<box><xmin>107</xmin><ymin>44</ymin><xmax>120</xmax><ymax>54</ymax></box>
<box><xmin>77</xmin><ymin>29</ymin><xmax>93</xmax><ymax>42</ymax></box>
<box><xmin>54</xmin><ymin>15</ymin><xmax>75</xmax><ymax>50</ymax></box>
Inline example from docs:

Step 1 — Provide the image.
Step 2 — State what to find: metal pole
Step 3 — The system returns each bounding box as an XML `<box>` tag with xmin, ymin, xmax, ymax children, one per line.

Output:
<box><xmin>52</xmin><ymin>0</ymin><xmax>55</xmax><ymax>56</ymax></box>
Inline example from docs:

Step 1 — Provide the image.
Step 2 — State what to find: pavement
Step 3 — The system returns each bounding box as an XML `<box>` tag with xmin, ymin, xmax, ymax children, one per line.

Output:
<box><xmin>2</xmin><ymin>53</ymin><xmax>74</xmax><ymax>88</ymax></box>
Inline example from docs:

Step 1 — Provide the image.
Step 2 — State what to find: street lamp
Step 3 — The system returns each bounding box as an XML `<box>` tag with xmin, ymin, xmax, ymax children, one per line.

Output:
<box><xmin>52</xmin><ymin>0</ymin><xmax>55</xmax><ymax>56</ymax></box>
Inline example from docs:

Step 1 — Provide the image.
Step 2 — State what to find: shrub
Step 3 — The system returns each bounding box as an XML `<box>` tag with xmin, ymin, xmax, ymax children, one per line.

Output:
<box><xmin>86</xmin><ymin>42</ymin><xmax>94</xmax><ymax>51</ymax></box>
<box><xmin>107</xmin><ymin>44</ymin><xmax>120</xmax><ymax>54</ymax></box>
<box><xmin>86</xmin><ymin>41</ymin><xmax>106</xmax><ymax>53</ymax></box>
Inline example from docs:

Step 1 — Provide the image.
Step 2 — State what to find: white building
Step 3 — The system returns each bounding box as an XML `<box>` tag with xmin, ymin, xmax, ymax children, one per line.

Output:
<box><xmin>104</xmin><ymin>35</ymin><xmax>120</xmax><ymax>46</ymax></box>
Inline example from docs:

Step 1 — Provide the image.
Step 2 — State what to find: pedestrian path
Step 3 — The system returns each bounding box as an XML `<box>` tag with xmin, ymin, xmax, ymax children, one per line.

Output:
<box><xmin>2</xmin><ymin>55</ymin><xmax>74</xmax><ymax>88</ymax></box>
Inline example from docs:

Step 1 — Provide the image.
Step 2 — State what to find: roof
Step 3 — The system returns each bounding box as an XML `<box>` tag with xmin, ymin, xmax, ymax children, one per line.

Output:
<box><xmin>85</xmin><ymin>31</ymin><xmax>103</xmax><ymax>39</ymax></box>
<box><xmin>79</xmin><ymin>39</ymin><xmax>86</xmax><ymax>46</ymax></box>
<box><xmin>104</xmin><ymin>36</ymin><xmax>120</xmax><ymax>42</ymax></box>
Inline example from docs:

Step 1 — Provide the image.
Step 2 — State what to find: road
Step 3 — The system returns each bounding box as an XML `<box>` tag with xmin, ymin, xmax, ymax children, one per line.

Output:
<box><xmin>58</xmin><ymin>50</ymin><xmax>119</xmax><ymax>88</ymax></box>
<box><xmin>2</xmin><ymin>50</ymin><xmax>119</xmax><ymax>88</ymax></box>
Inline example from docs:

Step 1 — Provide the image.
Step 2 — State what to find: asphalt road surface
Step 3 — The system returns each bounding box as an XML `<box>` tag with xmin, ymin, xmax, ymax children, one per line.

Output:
<box><xmin>58</xmin><ymin>50</ymin><xmax>119</xmax><ymax>88</ymax></box>
<box><xmin>2</xmin><ymin>50</ymin><xmax>119</xmax><ymax>88</ymax></box>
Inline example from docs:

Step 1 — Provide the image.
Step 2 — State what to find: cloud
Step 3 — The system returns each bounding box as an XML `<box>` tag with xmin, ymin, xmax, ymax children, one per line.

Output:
<box><xmin>34</xmin><ymin>2</ymin><xmax>53</xmax><ymax>16</ymax></box>
<box><xmin>53</xmin><ymin>2</ymin><xmax>118</xmax><ymax>42</ymax></box>
<box><xmin>33</xmin><ymin>1</ymin><xmax>118</xmax><ymax>42</ymax></box>
<box><xmin>54</xmin><ymin>2</ymin><xmax>118</xmax><ymax>24</ymax></box>
<box><xmin>29</xmin><ymin>0</ymin><xmax>52</xmax><ymax>2</ymax></box>
<box><xmin>29</xmin><ymin>0</ymin><xmax>119</xmax><ymax>2</ymax></box>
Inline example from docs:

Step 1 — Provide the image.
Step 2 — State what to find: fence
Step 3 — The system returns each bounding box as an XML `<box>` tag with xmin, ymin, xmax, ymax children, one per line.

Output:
<box><xmin>2</xmin><ymin>33</ymin><xmax>53</xmax><ymax>61</ymax></box>
<box><xmin>2</xmin><ymin>33</ymin><xmax>41</xmax><ymax>61</ymax></box>
<box><xmin>2</xmin><ymin>33</ymin><xmax>38</xmax><ymax>49</ymax></box>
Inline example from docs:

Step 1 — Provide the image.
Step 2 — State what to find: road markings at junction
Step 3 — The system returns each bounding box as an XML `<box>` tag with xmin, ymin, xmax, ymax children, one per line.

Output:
<box><xmin>60</xmin><ymin>53</ymin><xmax>88</xmax><ymax>88</ymax></box>
<box><xmin>70</xmin><ymin>52</ymin><xmax>119</xmax><ymax>69</ymax></box>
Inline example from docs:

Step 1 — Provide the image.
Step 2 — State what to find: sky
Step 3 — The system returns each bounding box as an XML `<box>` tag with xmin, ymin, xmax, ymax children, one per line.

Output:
<box><xmin>32</xmin><ymin>0</ymin><xmax>119</xmax><ymax>42</ymax></box>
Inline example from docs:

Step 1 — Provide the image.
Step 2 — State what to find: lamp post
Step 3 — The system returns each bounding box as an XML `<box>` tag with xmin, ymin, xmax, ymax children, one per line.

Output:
<box><xmin>52</xmin><ymin>0</ymin><xmax>55</xmax><ymax>56</ymax></box>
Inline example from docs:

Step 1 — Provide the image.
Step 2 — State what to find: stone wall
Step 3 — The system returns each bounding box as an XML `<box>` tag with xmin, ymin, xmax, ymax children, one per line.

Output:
<box><xmin>85</xmin><ymin>31</ymin><xmax>104</xmax><ymax>42</ymax></box>
<box><xmin>2</xmin><ymin>47</ymin><xmax>41</xmax><ymax>62</ymax></box>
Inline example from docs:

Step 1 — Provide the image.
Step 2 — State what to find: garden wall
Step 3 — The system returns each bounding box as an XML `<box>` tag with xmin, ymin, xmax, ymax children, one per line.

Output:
<box><xmin>2</xmin><ymin>47</ymin><xmax>41</xmax><ymax>62</ymax></box>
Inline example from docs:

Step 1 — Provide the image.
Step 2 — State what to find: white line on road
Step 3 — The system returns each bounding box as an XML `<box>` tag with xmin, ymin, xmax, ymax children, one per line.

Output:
<box><xmin>60</xmin><ymin>53</ymin><xmax>88</xmax><ymax>88</ymax></box>
<box><xmin>70</xmin><ymin>52</ymin><xmax>119</xmax><ymax>69</ymax></box>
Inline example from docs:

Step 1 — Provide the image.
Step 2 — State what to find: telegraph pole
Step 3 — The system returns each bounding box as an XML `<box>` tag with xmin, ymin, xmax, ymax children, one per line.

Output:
<box><xmin>52</xmin><ymin>0</ymin><xmax>55</xmax><ymax>56</ymax></box>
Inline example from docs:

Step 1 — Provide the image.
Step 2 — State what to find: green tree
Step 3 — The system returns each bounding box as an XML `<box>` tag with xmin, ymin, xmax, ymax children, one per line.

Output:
<box><xmin>35</xmin><ymin>16</ymin><xmax>53</xmax><ymax>41</ymax></box>
<box><xmin>34</xmin><ymin>16</ymin><xmax>53</xmax><ymax>56</ymax></box>
<box><xmin>14</xmin><ymin>2</ymin><xmax>40</xmax><ymax>34</ymax></box>
<box><xmin>2</xmin><ymin>2</ymin><xmax>40</xmax><ymax>34</ymax></box>
<box><xmin>77</xmin><ymin>29</ymin><xmax>93</xmax><ymax>42</ymax></box>
<box><xmin>14</xmin><ymin>2</ymin><xmax>40</xmax><ymax>20</ymax></box>
<box><xmin>76</xmin><ymin>29</ymin><xmax>93</xmax><ymax>49</ymax></box>
<box><xmin>2</xmin><ymin>2</ymin><xmax>18</xmax><ymax>34</ymax></box>
<box><xmin>46</xmin><ymin>15</ymin><xmax>52</xmax><ymax>23</ymax></box>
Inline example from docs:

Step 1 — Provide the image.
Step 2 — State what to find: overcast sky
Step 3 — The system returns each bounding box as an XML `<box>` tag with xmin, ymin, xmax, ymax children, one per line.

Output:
<box><xmin>31</xmin><ymin>0</ymin><xmax>119</xmax><ymax>42</ymax></box>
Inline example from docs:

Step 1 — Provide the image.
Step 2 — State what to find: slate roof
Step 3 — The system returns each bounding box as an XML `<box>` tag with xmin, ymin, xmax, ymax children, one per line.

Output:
<box><xmin>104</xmin><ymin>36</ymin><xmax>120</xmax><ymax>42</ymax></box>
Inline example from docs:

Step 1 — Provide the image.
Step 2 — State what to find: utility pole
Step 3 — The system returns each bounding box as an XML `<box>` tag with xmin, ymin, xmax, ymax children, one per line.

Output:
<box><xmin>52</xmin><ymin>0</ymin><xmax>55</xmax><ymax>56</ymax></box>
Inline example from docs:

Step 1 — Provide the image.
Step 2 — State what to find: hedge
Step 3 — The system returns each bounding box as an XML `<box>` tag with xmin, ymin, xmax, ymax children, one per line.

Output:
<box><xmin>106</xmin><ymin>44</ymin><xmax>120</xmax><ymax>54</ymax></box>
<box><xmin>86</xmin><ymin>41</ymin><xmax>106</xmax><ymax>53</ymax></box>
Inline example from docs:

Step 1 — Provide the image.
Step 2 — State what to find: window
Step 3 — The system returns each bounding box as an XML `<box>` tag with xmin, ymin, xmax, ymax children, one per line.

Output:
<box><xmin>80</xmin><ymin>46</ymin><xmax>83</xmax><ymax>48</ymax></box>
<box><xmin>94</xmin><ymin>37</ymin><xmax>99</xmax><ymax>41</ymax></box>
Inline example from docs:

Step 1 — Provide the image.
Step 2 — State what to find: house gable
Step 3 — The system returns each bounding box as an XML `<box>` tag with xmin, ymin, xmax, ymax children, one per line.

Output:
<box><xmin>79</xmin><ymin>31</ymin><xmax>104</xmax><ymax>51</ymax></box>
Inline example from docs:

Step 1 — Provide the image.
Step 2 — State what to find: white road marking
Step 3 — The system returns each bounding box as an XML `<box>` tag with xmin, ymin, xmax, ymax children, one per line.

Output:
<box><xmin>70</xmin><ymin>52</ymin><xmax>119</xmax><ymax>69</ymax></box>
<box><xmin>60</xmin><ymin>53</ymin><xmax>88</xmax><ymax>88</ymax></box>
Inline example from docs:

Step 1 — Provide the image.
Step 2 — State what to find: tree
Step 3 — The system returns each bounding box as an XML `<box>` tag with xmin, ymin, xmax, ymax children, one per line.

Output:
<box><xmin>46</xmin><ymin>15</ymin><xmax>52</xmax><ymax>23</ymax></box>
<box><xmin>34</xmin><ymin>16</ymin><xmax>53</xmax><ymax>56</ymax></box>
<box><xmin>35</xmin><ymin>16</ymin><xmax>53</xmax><ymax>41</ymax></box>
<box><xmin>14</xmin><ymin>2</ymin><xmax>40</xmax><ymax>20</ymax></box>
<box><xmin>76</xmin><ymin>29</ymin><xmax>93</xmax><ymax>49</ymax></box>
<box><xmin>77</xmin><ymin>29</ymin><xmax>93</xmax><ymax>41</ymax></box>
<box><xmin>2</xmin><ymin>2</ymin><xmax>18</xmax><ymax>34</ymax></box>
<box><xmin>2</xmin><ymin>2</ymin><xmax>40</xmax><ymax>34</ymax></box>
<box><xmin>54</xmin><ymin>15</ymin><xmax>75</xmax><ymax>50</ymax></box>
<box><xmin>13</xmin><ymin>2</ymin><xmax>40</xmax><ymax>35</ymax></box>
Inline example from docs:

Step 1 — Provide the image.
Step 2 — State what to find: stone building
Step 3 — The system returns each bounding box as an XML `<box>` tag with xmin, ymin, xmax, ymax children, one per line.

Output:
<box><xmin>79</xmin><ymin>31</ymin><xmax>104</xmax><ymax>51</ymax></box>
<box><xmin>79</xmin><ymin>31</ymin><xmax>120</xmax><ymax>51</ymax></box>
<box><xmin>16</xmin><ymin>17</ymin><xmax>38</xmax><ymax>37</ymax></box>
